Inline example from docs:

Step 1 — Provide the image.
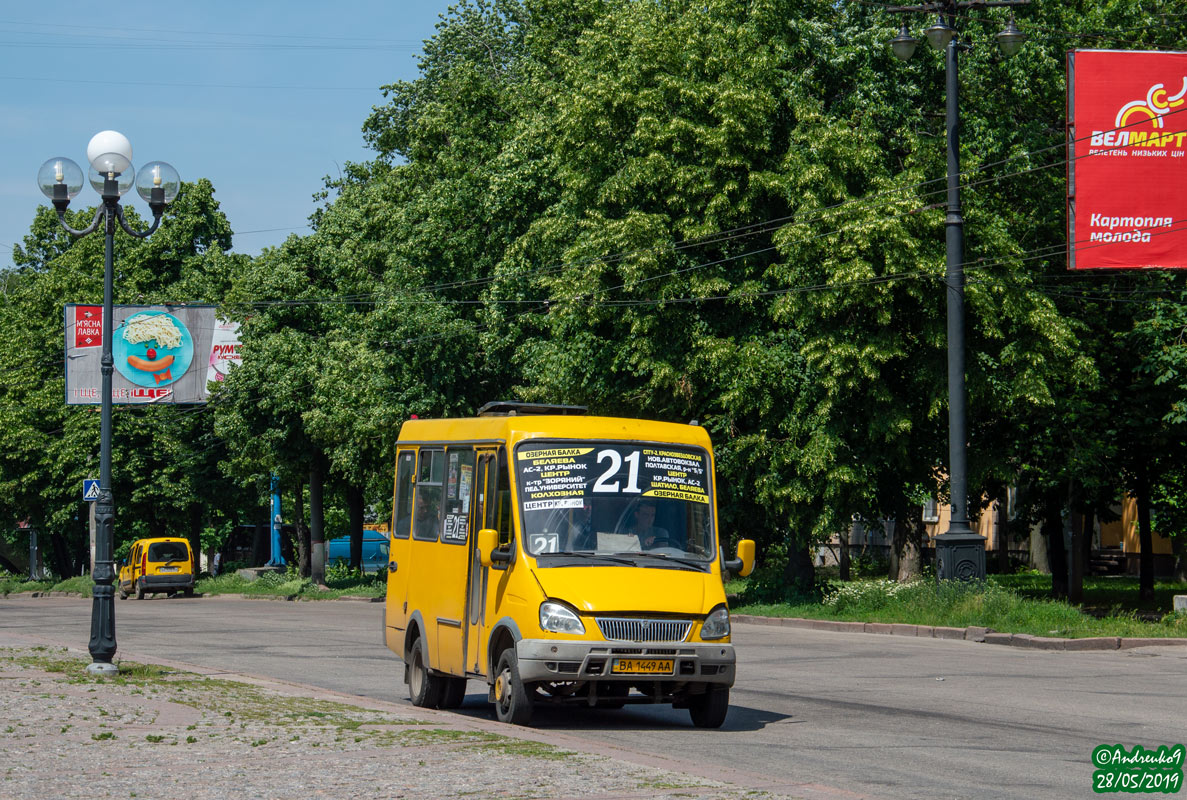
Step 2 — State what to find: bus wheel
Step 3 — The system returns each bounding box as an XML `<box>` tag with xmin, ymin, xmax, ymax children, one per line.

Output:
<box><xmin>407</xmin><ymin>637</ymin><xmax>443</xmax><ymax>708</ymax></box>
<box><xmin>438</xmin><ymin>677</ymin><xmax>467</xmax><ymax>709</ymax></box>
<box><xmin>493</xmin><ymin>650</ymin><xmax>533</xmax><ymax>726</ymax></box>
<box><xmin>688</xmin><ymin>686</ymin><xmax>729</xmax><ymax>728</ymax></box>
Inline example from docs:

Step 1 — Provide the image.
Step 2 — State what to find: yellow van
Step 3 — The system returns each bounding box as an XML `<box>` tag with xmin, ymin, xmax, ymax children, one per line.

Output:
<box><xmin>383</xmin><ymin>402</ymin><xmax>754</xmax><ymax>728</ymax></box>
<box><xmin>118</xmin><ymin>537</ymin><xmax>195</xmax><ymax>599</ymax></box>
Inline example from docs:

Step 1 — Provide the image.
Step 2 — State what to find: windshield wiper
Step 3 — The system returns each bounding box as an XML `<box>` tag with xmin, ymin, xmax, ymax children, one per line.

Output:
<box><xmin>537</xmin><ymin>552</ymin><xmax>639</xmax><ymax>567</ymax></box>
<box><xmin>609</xmin><ymin>552</ymin><xmax>708</xmax><ymax>570</ymax></box>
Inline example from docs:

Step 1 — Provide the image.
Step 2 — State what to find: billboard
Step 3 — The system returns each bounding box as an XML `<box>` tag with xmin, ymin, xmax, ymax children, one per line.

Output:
<box><xmin>64</xmin><ymin>304</ymin><xmax>241</xmax><ymax>405</ymax></box>
<box><xmin>1067</xmin><ymin>50</ymin><xmax>1187</xmax><ymax>270</ymax></box>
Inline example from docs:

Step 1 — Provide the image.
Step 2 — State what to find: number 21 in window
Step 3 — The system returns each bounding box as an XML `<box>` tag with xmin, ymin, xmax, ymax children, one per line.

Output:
<box><xmin>591</xmin><ymin>449</ymin><xmax>641</xmax><ymax>493</ymax></box>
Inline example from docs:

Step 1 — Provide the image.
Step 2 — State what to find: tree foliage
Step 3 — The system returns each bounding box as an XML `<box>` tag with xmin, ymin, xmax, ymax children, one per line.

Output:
<box><xmin>5</xmin><ymin>0</ymin><xmax>1185</xmax><ymax>591</ymax></box>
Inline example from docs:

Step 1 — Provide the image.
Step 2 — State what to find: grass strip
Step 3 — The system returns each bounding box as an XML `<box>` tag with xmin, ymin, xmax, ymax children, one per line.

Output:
<box><xmin>734</xmin><ymin>576</ymin><xmax>1187</xmax><ymax>639</ymax></box>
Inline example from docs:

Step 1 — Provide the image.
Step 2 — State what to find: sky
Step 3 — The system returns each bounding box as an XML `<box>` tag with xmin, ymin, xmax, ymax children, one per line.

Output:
<box><xmin>0</xmin><ymin>0</ymin><xmax>454</xmax><ymax>272</ymax></box>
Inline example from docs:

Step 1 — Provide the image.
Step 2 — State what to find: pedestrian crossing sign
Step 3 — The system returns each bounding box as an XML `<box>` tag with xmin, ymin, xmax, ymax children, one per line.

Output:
<box><xmin>83</xmin><ymin>479</ymin><xmax>100</xmax><ymax>502</ymax></box>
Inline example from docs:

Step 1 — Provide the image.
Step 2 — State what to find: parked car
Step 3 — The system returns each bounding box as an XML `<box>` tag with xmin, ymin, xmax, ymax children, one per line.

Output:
<box><xmin>327</xmin><ymin>527</ymin><xmax>390</xmax><ymax>574</ymax></box>
<box><xmin>118</xmin><ymin>537</ymin><xmax>194</xmax><ymax>599</ymax></box>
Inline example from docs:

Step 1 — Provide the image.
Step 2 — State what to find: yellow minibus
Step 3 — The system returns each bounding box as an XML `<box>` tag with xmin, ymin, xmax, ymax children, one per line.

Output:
<box><xmin>383</xmin><ymin>402</ymin><xmax>754</xmax><ymax>728</ymax></box>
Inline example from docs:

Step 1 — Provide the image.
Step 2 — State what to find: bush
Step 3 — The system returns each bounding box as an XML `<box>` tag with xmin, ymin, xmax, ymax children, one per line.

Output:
<box><xmin>823</xmin><ymin>578</ymin><xmax>917</xmax><ymax>614</ymax></box>
<box><xmin>850</xmin><ymin>551</ymin><xmax>891</xmax><ymax>579</ymax></box>
<box><xmin>325</xmin><ymin>559</ymin><xmax>362</xmax><ymax>583</ymax></box>
<box><xmin>0</xmin><ymin>571</ymin><xmax>48</xmax><ymax>596</ymax></box>
<box><xmin>738</xmin><ymin>548</ymin><xmax>834</xmax><ymax>605</ymax></box>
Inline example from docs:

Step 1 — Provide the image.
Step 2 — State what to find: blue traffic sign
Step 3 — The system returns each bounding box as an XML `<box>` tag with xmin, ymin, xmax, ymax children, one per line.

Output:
<box><xmin>83</xmin><ymin>479</ymin><xmax>100</xmax><ymax>502</ymax></box>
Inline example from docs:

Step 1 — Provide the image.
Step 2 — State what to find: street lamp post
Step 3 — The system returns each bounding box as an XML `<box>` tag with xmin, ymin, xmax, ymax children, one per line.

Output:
<box><xmin>38</xmin><ymin>131</ymin><xmax>180</xmax><ymax>674</ymax></box>
<box><xmin>888</xmin><ymin>3</ymin><xmax>1027</xmax><ymax>581</ymax></box>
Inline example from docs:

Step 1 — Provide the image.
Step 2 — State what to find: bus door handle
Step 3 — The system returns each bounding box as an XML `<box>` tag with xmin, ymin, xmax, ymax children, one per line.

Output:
<box><xmin>387</xmin><ymin>561</ymin><xmax>398</xmax><ymax>574</ymax></box>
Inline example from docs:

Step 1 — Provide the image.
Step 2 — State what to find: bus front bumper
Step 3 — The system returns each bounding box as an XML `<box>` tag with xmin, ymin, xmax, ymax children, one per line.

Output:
<box><xmin>515</xmin><ymin>639</ymin><xmax>735</xmax><ymax>686</ymax></box>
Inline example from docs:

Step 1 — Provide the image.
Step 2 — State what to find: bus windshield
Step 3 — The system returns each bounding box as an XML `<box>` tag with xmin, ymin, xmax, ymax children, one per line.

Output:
<box><xmin>514</xmin><ymin>441</ymin><xmax>715</xmax><ymax>567</ymax></box>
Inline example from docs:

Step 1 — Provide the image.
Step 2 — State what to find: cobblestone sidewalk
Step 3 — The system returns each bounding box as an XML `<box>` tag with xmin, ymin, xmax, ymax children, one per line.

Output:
<box><xmin>0</xmin><ymin>646</ymin><xmax>795</xmax><ymax>800</ymax></box>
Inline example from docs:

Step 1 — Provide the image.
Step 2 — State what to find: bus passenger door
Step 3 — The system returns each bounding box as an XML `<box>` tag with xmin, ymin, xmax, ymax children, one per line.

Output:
<box><xmin>465</xmin><ymin>450</ymin><xmax>498</xmax><ymax>675</ymax></box>
<box><xmin>430</xmin><ymin>448</ymin><xmax>474</xmax><ymax>676</ymax></box>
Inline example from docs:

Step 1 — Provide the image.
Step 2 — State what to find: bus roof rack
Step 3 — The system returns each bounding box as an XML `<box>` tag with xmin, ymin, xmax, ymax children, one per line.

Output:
<box><xmin>477</xmin><ymin>401</ymin><xmax>588</xmax><ymax>417</ymax></box>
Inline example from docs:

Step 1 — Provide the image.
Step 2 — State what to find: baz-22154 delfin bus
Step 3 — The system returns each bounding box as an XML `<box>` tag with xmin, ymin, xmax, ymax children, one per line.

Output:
<box><xmin>382</xmin><ymin>402</ymin><xmax>754</xmax><ymax>728</ymax></box>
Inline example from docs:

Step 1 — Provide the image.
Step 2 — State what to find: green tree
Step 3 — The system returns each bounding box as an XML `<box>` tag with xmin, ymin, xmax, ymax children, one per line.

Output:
<box><xmin>0</xmin><ymin>180</ymin><xmax>246</xmax><ymax>575</ymax></box>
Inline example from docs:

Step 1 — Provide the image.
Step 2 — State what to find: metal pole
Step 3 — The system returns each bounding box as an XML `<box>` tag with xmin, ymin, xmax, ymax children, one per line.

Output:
<box><xmin>943</xmin><ymin>33</ymin><xmax>972</xmax><ymax>538</ymax></box>
<box><xmin>87</xmin><ymin>181</ymin><xmax>119</xmax><ymax>674</ymax></box>
<box><xmin>933</xmin><ymin>23</ymin><xmax>985</xmax><ymax>581</ymax></box>
<box><xmin>268</xmin><ymin>475</ymin><xmax>285</xmax><ymax>566</ymax></box>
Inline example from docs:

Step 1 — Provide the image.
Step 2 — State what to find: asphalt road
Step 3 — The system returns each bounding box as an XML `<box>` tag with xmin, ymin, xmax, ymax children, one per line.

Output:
<box><xmin>2</xmin><ymin>595</ymin><xmax>1184</xmax><ymax>800</ymax></box>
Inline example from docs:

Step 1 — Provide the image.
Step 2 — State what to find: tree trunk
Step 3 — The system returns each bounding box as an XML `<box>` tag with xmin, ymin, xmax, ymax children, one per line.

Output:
<box><xmin>1029</xmin><ymin>522</ymin><xmax>1049</xmax><ymax>573</ymax></box>
<box><xmin>310</xmin><ymin>457</ymin><xmax>327</xmax><ymax>587</ymax></box>
<box><xmin>347</xmin><ymin>484</ymin><xmax>365</xmax><ymax>572</ymax></box>
<box><xmin>49</xmin><ymin>530</ymin><xmax>73</xmax><ymax>578</ymax></box>
<box><xmin>1171</xmin><ymin>535</ymin><xmax>1187</xmax><ymax>583</ymax></box>
<box><xmin>295</xmin><ymin>479</ymin><xmax>310</xmax><ymax>578</ymax></box>
<box><xmin>893</xmin><ymin>499</ymin><xmax>923</xmax><ymax>582</ymax></box>
<box><xmin>255</xmin><ymin>503</ymin><xmax>270</xmax><ymax>568</ymax></box>
<box><xmin>1045</xmin><ymin>489</ymin><xmax>1068</xmax><ymax>600</ymax></box>
<box><xmin>250</xmin><ymin>490</ymin><xmax>268</xmax><ymax>567</ymax></box>
<box><xmin>783</xmin><ymin>538</ymin><xmax>816</xmax><ymax>599</ymax></box>
<box><xmin>995</xmin><ymin>490</ymin><xmax>1010</xmax><ymax>575</ymax></box>
<box><xmin>1136</xmin><ymin>465</ymin><xmax>1155</xmax><ymax>603</ymax></box>
<box><xmin>1068</xmin><ymin>511</ymin><xmax>1086</xmax><ymax>605</ymax></box>
<box><xmin>187</xmin><ymin>505</ymin><xmax>203</xmax><ymax>578</ymax></box>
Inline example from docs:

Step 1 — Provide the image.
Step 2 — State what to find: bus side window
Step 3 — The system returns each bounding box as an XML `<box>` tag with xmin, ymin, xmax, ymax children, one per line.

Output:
<box><xmin>496</xmin><ymin>448</ymin><xmax>513</xmax><ymax>550</ymax></box>
<box><xmin>413</xmin><ymin>449</ymin><xmax>444</xmax><ymax>541</ymax></box>
<box><xmin>392</xmin><ymin>451</ymin><xmax>415</xmax><ymax>539</ymax></box>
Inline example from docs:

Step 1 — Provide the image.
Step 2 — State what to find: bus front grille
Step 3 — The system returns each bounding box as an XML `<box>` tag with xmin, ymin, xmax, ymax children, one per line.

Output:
<box><xmin>595</xmin><ymin>618</ymin><xmax>692</xmax><ymax>642</ymax></box>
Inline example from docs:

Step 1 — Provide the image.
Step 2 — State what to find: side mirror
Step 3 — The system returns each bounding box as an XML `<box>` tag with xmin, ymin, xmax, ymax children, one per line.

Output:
<box><xmin>477</xmin><ymin>528</ymin><xmax>498</xmax><ymax>567</ymax></box>
<box><xmin>723</xmin><ymin>539</ymin><xmax>756</xmax><ymax>578</ymax></box>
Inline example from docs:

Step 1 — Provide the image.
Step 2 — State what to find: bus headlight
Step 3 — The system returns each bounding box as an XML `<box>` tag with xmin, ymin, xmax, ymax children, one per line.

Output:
<box><xmin>539</xmin><ymin>601</ymin><xmax>585</xmax><ymax>634</ymax></box>
<box><xmin>700</xmin><ymin>605</ymin><xmax>730</xmax><ymax>639</ymax></box>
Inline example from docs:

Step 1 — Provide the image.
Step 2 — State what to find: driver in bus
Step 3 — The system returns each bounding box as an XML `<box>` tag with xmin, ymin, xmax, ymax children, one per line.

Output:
<box><xmin>627</xmin><ymin>499</ymin><xmax>671</xmax><ymax>549</ymax></box>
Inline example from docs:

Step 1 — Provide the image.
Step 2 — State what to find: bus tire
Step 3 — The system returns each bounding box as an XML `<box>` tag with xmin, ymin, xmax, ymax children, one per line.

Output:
<box><xmin>688</xmin><ymin>685</ymin><xmax>729</xmax><ymax>728</ymax></box>
<box><xmin>493</xmin><ymin>650</ymin><xmax>533</xmax><ymax>726</ymax></box>
<box><xmin>407</xmin><ymin>636</ymin><xmax>443</xmax><ymax>708</ymax></box>
<box><xmin>438</xmin><ymin>677</ymin><xmax>467</xmax><ymax>709</ymax></box>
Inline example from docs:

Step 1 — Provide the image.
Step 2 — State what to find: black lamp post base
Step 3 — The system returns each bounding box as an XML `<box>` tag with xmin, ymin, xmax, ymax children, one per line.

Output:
<box><xmin>934</xmin><ymin>531</ymin><xmax>986</xmax><ymax>581</ymax></box>
<box><xmin>85</xmin><ymin>662</ymin><xmax>119</xmax><ymax>676</ymax></box>
<box><xmin>87</xmin><ymin>580</ymin><xmax>117</xmax><ymax>669</ymax></box>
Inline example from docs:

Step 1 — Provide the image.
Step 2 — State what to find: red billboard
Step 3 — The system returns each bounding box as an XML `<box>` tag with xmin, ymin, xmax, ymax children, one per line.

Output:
<box><xmin>1068</xmin><ymin>50</ymin><xmax>1187</xmax><ymax>270</ymax></box>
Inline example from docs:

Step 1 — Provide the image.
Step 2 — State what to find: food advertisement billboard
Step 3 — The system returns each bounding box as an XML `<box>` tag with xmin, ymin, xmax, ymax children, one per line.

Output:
<box><xmin>1068</xmin><ymin>50</ymin><xmax>1187</xmax><ymax>270</ymax></box>
<box><xmin>64</xmin><ymin>304</ymin><xmax>241</xmax><ymax>405</ymax></box>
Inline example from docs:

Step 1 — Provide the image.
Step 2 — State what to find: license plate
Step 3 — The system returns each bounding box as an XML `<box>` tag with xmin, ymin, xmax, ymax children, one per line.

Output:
<box><xmin>158</xmin><ymin>567</ymin><xmax>178</xmax><ymax>573</ymax></box>
<box><xmin>611</xmin><ymin>658</ymin><xmax>674</xmax><ymax>675</ymax></box>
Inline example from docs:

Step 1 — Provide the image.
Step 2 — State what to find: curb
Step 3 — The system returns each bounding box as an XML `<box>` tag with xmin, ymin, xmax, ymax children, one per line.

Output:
<box><xmin>227</xmin><ymin>593</ymin><xmax>382</xmax><ymax>603</ymax></box>
<box><xmin>731</xmin><ymin>614</ymin><xmax>1187</xmax><ymax>651</ymax></box>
